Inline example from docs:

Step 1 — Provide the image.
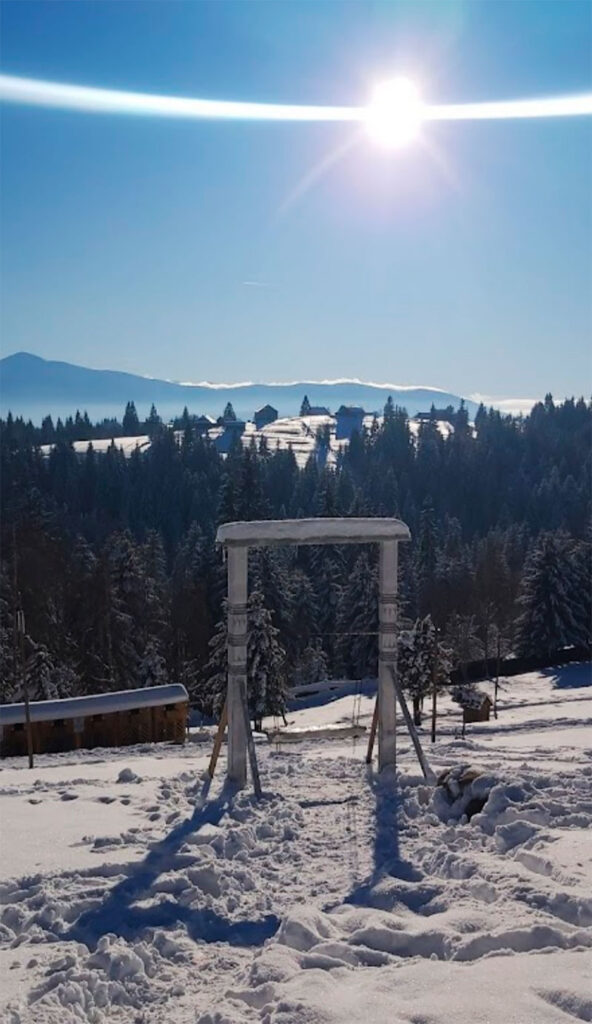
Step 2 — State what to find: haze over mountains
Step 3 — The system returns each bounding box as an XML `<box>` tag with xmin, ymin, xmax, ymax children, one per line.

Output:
<box><xmin>0</xmin><ymin>352</ymin><xmax>481</xmax><ymax>424</ymax></box>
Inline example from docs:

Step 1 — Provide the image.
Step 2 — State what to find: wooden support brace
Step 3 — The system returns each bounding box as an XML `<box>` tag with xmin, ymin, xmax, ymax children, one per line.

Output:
<box><xmin>207</xmin><ymin>699</ymin><xmax>228</xmax><ymax>780</ymax></box>
<box><xmin>365</xmin><ymin>696</ymin><xmax>379</xmax><ymax>764</ymax></box>
<box><xmin>387</xmin><ymin>664</ymin><xmax>436</xmax><ymax>784</ymax></box>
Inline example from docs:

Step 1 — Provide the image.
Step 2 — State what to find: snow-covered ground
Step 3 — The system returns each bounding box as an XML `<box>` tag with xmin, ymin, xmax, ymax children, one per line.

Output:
<box><xmin>0</xmin><ymin>664</ymin><xmax>590</xmax><ymax>1023</ymax></box>
<box><xmin>39</xmin><ymin>415</ymin><xmax>454</xmax><ymax>470</ymax></box>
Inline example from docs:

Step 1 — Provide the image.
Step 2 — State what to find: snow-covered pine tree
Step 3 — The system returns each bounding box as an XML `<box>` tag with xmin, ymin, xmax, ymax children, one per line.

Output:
<box><xmin>250</xmin><ymin>548</ymin><xmax>294</xmax><ymax>650</ymax></box>
<box><xmin>445</xmin><ymin>613</ymin><xmax>482</xmax><ymax>682</ymax></box>
<box><xmin>201</xmin><ymin>603</ymin><xmax>228</xmax><ymax>717</ymax></box>
<box><xmin>336</xmin><ymin>551</ymin><xmax>378</xmax><ymax>680</ymax></box>
<box><xmin>308</xmin><ymin>544</ymin><xmax>343</xmax><ymax>670</ymax></box>
<box><xmin>569</xmin><ymin>532</ymin><xmax>592</xmax><ymax>649</ymax></box>
<box><xmin>202</xmin><ymin>592</ymin><xmax>287</xmax><ymax>729</ymax></box>
<box><xmin>397</xmin><ymin>616</ymin><xmax>436</xmax><ymax>725</ymax></box>
<box><xmin>138</xmin><ymin>638</ymin><xmax>168</xmax><ymax>688</ymax></box>
<box><xmin>171</xmin><ymin>523</ymin><xmax>212</xmax><ymax>693</ymax></box>
<box><xmin>217</xmin><ymin>473</ymin><xmax>238</xmax><ymax>524</ymax></box>
<box><xmin>415</xmin><ymin>501</ymin><xmax>438</xmax><ymax>616</ymax></box>
<box><xmin>99</xmin><ymin>534</ymin><xmax>143</xmax><ymax>690</ymax></box>
<box><xmin>247</xmin><ymin>589</ymin><xmax>287</xmax><ymax>730</ymax></box>
<box><xmin>0</xmin><ymin>566</ymin><xmax>17</xmax><ymax>702</ymax></box>
<box><xmin>25</xmin><ymin>642</ymin><xmax>76</xmax><ymax>701</ymax></box>
<box><xmin>287</xmin><ymin>568</ymin><xmax>318</xmax><ymax>662</ymax></box>
<box><xmin>291</xmin><ymin>640</ymin><xmax>328</xmax><ymax>688</ymax></box>
<box><xmin>515</xmin><ymin>532</ymin><xmax>588</xmax><ymax>658</ymax></box>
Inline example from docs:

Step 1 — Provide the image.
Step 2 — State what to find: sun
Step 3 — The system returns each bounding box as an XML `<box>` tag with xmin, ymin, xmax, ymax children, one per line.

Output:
<box><xmin>365</xmin><ymin>77</ymin><xmax>424</xmax><ymax>149</ymax></box>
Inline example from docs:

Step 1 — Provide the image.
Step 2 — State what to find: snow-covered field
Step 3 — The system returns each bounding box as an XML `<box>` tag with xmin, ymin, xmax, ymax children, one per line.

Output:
<box><xmin>1</xmin><ymin>664</ymin><xmax>590</xmax><ymax>1023</ymax></box>
<box><xmin>39</xmin><ymin>415</ymin><xmax>454</xmax><ymax>470</ymax></box>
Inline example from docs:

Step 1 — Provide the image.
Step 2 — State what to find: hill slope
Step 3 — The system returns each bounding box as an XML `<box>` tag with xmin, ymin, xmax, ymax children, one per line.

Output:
<box><xmin>0</xmin><ymin>352</ymin><xmax>479</xmax><ymax>422</ymax></box>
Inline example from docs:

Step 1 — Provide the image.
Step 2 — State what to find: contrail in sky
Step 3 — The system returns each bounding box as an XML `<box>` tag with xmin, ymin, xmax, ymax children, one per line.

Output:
<box><xmin>1</xmin><ymin>74</ymin><xmax>591</xmax><ymax>123</ymax></box>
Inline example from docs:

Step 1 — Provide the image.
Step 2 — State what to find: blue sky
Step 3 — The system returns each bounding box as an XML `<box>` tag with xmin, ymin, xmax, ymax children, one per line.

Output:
<box><xmin>1</xmin><ymin>0</ymin><xmax>591</xmax><ymax>400</ymax></box>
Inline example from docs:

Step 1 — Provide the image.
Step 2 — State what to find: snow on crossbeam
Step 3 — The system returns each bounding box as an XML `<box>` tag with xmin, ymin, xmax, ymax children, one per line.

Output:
<box><xmin>216</xmin><ymin>517</ymin><xmax>411</xmax><ymax>547</ymax></box>
<box><xmin>0</xmin><ymin>684</ymin><xmax>189</xmax><ymax>727</ymax></box>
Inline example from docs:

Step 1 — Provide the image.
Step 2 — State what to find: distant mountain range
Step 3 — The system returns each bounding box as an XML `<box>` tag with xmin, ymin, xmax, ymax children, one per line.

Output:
<box><xmin>0</xmin><ymin>352</ymin><xmax>480</xmax><ymax>424</ymax></box>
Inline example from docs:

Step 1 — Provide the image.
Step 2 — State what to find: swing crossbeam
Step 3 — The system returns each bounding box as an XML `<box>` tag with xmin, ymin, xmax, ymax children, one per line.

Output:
<box><xmin>214</xmin><ymin>518</ymin><xmax>410</xmax><ymax>788</ymax></box>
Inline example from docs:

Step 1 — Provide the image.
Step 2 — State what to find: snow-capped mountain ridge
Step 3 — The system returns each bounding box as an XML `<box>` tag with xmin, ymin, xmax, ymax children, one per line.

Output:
<box><xmin>0</xmin><ymin>351</ymin><xmax>479</xmax><ymax>423</ymax></box>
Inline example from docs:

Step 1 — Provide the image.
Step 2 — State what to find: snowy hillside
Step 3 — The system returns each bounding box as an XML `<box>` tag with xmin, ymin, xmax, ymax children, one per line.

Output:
<box><xmin>39</xmin><ymin>414</ymin><xmax>454</xmax><ymax>469</ymax></box>
<box><xmin>0</xmin><ymin>663</ymin><xmax>591</xmax><ymax>1023</ymax></box>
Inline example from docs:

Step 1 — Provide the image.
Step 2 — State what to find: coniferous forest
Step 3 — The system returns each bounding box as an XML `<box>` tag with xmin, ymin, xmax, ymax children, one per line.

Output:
<box><xmin>1</xmin><ymin>395</ymin><xmax>590</xmax><ymax>718</ymax></box>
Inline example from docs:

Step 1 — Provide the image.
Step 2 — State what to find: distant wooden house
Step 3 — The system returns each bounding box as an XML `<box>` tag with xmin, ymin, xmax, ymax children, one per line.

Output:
<box><xmin>462</xmin><ymin>693</ymin><xmax>492</xmax><ymax>724</ymax></box>
<box><xmin>0</xmin><ymin>684</ymin><xmax>189</xmax><ymax>758</ymax></box>
<box><xmin>335</xmin><ymin>405</ymin><xmax>365</xmax><ymax>440</ymax></box>
<box><xmin>254</xmin><ymin>405</ymin><xmax>278</xmax><ymax>430</ymax></box>
<box><xmin>195</xmin><ymin>414</ymin><xmax>216</xmax><ymax>436</ymax></box>
<box><xmin>305</xmin><ymin>406</ymin><xmax>331</xmax><ymax>417</ymax></box>
<box><xmin>214</xmin><ymin>418</ymin><xmax>246</xmax><ymax>454</ymax></box>
<box><xmin>416</xmin><ymin>407</ymin><xmax>456</xmax><ymax>425</ymax></box>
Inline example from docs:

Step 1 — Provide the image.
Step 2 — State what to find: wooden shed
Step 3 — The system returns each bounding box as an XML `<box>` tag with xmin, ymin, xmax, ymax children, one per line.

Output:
<box><xmin>463</xmin><ymin>693</ymin><xmax>492</xmax><ymax>724</ymax></box>
<box><xmin>0</xmin><ymin>684</ymin><xmax>189</xmax><ymax>758</ymax></box>
<box><xmin>254</xmin><ymin>404</ymin><xmax>278</xmax><ymax>430</ymax></box>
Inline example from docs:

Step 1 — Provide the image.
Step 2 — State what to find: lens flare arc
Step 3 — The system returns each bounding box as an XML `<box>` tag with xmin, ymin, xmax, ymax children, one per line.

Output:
<box><xmin>0</xmin><ymin>74</ymin><xmax>591</xmax><ymax>130</ymax></box>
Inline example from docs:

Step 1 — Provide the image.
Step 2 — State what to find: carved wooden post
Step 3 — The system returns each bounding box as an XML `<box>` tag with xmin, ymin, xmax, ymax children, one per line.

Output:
<box><xmin>378</xmin><ymin>539</ymin><xmax>398</xmax><ymax>771</ymax></box>
<box><xmin>227</xmin><ymin>545</ymin><xmax>248</xmax><ymax>786</ymax></box>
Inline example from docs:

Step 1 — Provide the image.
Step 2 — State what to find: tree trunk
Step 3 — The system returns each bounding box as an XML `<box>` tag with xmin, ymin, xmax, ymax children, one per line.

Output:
<box><xmin>413</xmin><ymin>696</ymin><xmax>422</xmax><ymax>726</ymax></box>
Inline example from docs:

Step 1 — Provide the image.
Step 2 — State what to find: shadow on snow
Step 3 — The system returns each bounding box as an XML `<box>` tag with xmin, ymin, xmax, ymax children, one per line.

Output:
<box><xmin>67</xmin><ymin>780</ymin><xmax>279</xmax><ymax>950</ymax></box>
<box><xmin>343</xmin><ymin>768</ymin><xmax>437</xmax><ymax>915</ymax></box>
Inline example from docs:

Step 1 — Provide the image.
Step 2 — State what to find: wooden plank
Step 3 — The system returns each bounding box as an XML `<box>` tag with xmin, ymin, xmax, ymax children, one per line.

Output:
<box><xmin>207</xmin><ymin>699</ymin><xmax>228</xmax><ymax>780</ymax></box>
<box><xmin>387</xmin><ymin>664</ymin><xmax>436</xmax><ymax>784</ymax></box>
<box><xmin>365</xmin><ymin>697</ymin><xmax>379</xmax><ymax>764</ymax></box>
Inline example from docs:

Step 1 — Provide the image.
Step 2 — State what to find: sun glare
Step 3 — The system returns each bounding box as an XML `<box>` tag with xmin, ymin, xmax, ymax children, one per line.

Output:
<box><xmin>365</xmin><ymin>77</ymin><xmax>423</xmax><ymax>149</ymax></box>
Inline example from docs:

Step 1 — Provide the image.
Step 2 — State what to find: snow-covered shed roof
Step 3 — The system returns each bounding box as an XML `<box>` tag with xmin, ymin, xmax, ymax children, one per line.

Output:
<box><xmin>217</xmin><ymin>517</ymin><xmax>411</xmax><ymax>548</ymax></box>
<box><xmin>0</xmin><ymin>684</ymin><xmax>189</xmax><ymax>727</ymax></box>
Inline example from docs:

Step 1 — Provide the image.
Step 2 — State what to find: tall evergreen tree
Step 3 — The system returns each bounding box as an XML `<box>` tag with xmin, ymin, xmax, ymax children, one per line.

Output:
<box><xmin>515</xmin><ymin>532</ymin><xmax>587</xmax><ymax>658</ymax></box>
<box><xmin>336</xmin><ymin>551</ymin><xmax>378</xmax><ymax>679</ymax></box>
<box><xmin>247</xmin><ymin>588</ymin><xmax>287</xmax><ymax>730</ymax></box>
<box><xmin>122</xmin><ymin>401</ymin><xmax>141</xmax><ymax>436</ymax></box>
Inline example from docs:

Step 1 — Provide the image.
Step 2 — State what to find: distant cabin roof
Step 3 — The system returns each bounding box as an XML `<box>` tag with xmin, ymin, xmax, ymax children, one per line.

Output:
<box><xmin>336</xmin><ymin>405</ymin><xmax>365</xmax><ymax>416</ymax></box>
<box><xmin>254</xmin><ymin>404</ymin><xmax>277</xmax><ymax>416</ymax></box>
<box><xmin>195</xmin><ymin>414</ymin><xmax>216</xmax><ymax>424</ymax></box>
<box><xmin>305</xmin><ymin>406</ymin><xmax>331</xmax><ymax>416</ymax></box>
<box><xmin>0</xmin><ymin>684</ymin><xmax>189</xmax><ymax>727</ymax></box>
<box><xmin>217</xmin><ymin>517</ymin><xmax>410</xmax><ymax>548</ymax></box>
<box><xmin>222</xmin><ymin>418</ymin><xmax>246</xmax><ymax>429</ymax></box>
